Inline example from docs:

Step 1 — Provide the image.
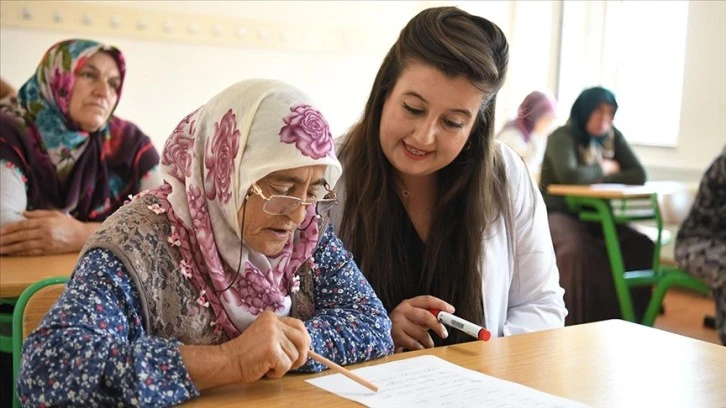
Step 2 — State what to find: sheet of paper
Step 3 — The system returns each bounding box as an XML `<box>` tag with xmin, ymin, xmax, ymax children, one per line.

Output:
<box><xmin>306</xmin><ymin>355</ymin><xmax>589</xmax><ymax>408</ymax></box>
<box><xmin>589</xmin><ymin>183</ymin><xmax>628</xmax><ymax>190</ymax></box>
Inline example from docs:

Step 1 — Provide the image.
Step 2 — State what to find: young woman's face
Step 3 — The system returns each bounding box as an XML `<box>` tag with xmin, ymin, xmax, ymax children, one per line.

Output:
<box><xmin>379</xmin><ymin>61</ymin><xmax>485</xmax><ymax>179</ymax></box>
<box><xmin>68</xmin><ymin>52</ymin><xmax>121</xmax><ymax>132</ymax></box>
<box><xmin>239</xmin><ymin>165</ymin><xmax>326</xmax><ymax>256</ymax></box>
<box><xmin>586</xmin><ymin>103</ymin><xmax>615</xmax><ymax>136</ymax></box>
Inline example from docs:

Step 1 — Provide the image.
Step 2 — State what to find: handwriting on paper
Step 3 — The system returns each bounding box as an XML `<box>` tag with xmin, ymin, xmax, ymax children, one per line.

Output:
<box><xmin>306</xmin><ymin>355</ymin><xmax>589</xmax><ymax>408</ymax></box>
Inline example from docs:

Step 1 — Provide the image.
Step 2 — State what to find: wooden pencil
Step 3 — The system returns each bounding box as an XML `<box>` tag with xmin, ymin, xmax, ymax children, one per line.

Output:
<box><xmin>308</xmin><ymin>350</ymin><xmax>379</xmax><ymax>392</ymax></box>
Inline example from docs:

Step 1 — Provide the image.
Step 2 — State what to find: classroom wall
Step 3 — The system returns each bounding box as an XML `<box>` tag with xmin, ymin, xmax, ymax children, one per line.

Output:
<box><xmin>556</xmin><ymin>0</ymin><xmax>726</xmax><ymax>176</ymax></box>
<box><xmin>1</xmin><ymin>0</ymin><xmax>723</xmax><ymax>176</ymax></box>
<box><xmin>0</xmin><ymin>0</ymin><xmax>558</xmax><ymax>149</ymax></box>
<box><xmin>0</xmin><ymin>1</ymin><xmax>420</xmax><ymax>145</ymax></box>
<box><xmin>631</xmin><ymin>0</ymin><xmax>726</xmax><ymax>175</ymax></box>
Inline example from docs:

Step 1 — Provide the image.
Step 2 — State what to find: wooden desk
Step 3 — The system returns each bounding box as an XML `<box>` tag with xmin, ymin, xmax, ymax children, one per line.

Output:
<box><xmin>0</xmin><ymin>253</ymin><xmax>78</xmax><ymax>298</ymax></box>
<box><xmin>183</xmin><ymin>320</ymin><xmax>726</xmax><ymax>407</ymax></box>
<box><xmin>547</xmin><ymin>181</ymin><xmax>690</xmax><ymax>200</ymax></box>
<box><xmin>547</xmin><ymin>182</ymin><xmax>709</xmax><ymax>326</ymax></box>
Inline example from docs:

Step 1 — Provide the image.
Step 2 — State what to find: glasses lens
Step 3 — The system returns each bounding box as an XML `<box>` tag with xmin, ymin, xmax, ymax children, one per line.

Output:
<box><xmin>264</xmin><ymin>196</ymin><xmax>301</xmax><ymax>215</ymax></box>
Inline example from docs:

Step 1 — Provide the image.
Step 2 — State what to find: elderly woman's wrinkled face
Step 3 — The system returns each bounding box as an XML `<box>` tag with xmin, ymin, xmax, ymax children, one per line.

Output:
<box><xmin>586</xmin><ymin>102</ymin><xmax>615</xmax><ymax>136</ymax></box>
<box><xmin>240</xmin><ymin>165</ymin><xmax>327</xmax><ymax>256</ymax></box>
<box><xmin>68</xmin><ymin>52</ymin><xmax>121</xmax><ymax>132</ymax></box>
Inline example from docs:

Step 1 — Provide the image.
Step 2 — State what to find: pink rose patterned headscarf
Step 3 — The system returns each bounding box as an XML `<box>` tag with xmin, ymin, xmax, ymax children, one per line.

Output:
<box><xmin>153</xmin><ymin>79</ymin><xmax>341</xmax><ymax>337</ymax></box>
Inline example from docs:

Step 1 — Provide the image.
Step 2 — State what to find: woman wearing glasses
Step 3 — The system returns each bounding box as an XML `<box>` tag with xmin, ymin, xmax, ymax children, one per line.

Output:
<box><xmin>17</xmin><ymin>80</ymin><xmax>393</xmax><ymax>406</ymax></box>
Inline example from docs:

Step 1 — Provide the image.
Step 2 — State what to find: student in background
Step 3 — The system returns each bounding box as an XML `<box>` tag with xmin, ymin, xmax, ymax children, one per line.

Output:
<box><xmin>540</xmin><ymin>86</ymin><xmax>653</xmax><ymax>325</ymax></box>
<box><xmin>17</xmin><ymin>79</ymin><xmax>393</xmax><ymax>406</ymax></box>
<box><xmin>497</xmin><ymin>91</ymin><xmax>557</xmax><ymax>173</ymax></box>
<box><xmin>675</xmin><ymin>146</ymin><xmax>726</xmax><ymax>345</ymax></box>
<box><xmin>0</xmin><ymin>39</ymin><xmax>161</xmax><ymax>256</ymax></box>
<box><xmin>333</xmin><ymin>6</ymin><xmax>567</xmax><ymax>351</ymax></box>
<box><xmin>0</xmin><ymin>77</ymin><xmax>16</xmax><ymax>102</ymax></box>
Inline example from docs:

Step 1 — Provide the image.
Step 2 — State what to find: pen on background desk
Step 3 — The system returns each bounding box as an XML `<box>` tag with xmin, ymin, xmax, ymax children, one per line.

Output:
<box><xmin>308</xmin><ymin>350</ymin><xmax>379</xmax><ymax>392</ymax></box>
<box><xmin>429</xmin><ymin>309</ymin><xmax>491</xmax><ymax>341</ymax></box>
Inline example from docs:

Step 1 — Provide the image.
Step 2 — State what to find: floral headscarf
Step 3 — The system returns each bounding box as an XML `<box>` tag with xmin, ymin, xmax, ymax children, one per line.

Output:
<box><xmin>153</xmin><ymin>79</ymin><xmax>341</xmax><ymax>336</ymax></box>
<box><xmin>0</xmin><ymin>39</ymin><xmax>159</xmax><ymax>220</ymax></box>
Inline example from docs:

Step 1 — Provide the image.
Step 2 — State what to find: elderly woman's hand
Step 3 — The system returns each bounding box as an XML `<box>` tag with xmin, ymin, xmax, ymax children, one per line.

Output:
<box><xmin>389</xmin><ymin>295</ymin><xmax>455</xmax><ymax>352</ymax></box>
<box><xmin>181</xmin><ymin>311</ymin><xmax>311</xmax><ymax>391</ymax></box>
<box><xmin>225</xmin><ymin>311</ymin><xmax>312</xmax><ymax>382</ymax></box>
<box><xmin>0</xmin><ymin>210</ymin><xmax>98</xmax><ymax>256</ymax></box>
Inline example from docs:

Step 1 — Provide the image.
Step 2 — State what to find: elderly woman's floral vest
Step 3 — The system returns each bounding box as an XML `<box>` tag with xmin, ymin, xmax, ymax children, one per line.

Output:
<box><xmin>80</xmin><ymin>194</ymin><xmax>317</xmax><ymax>345</ymax></box>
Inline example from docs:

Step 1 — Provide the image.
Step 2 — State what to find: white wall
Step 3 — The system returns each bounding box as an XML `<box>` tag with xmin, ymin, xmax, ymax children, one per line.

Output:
<box><xmin>0</xmin><ymin>1</ymin><xmax>420</xmax><ymax>146</ymax></box>
<box><xmin>556</xmin><ymin>0</ymin><xmax>726</xmax><ymax>174</ymax></box>
<box><xmin>2</xmin><ymin>0</ymin><xmax>722</xmax><ymax>175</ymax></box>
<box><xmin>631</xmin><ymin>0</ymin><xmax>726</xmax><ymax>172</ymax></box>
<box><xmin>0</xmin><ymin>0</ymin><xmax>559</xmax><ymax>150</ymax></box>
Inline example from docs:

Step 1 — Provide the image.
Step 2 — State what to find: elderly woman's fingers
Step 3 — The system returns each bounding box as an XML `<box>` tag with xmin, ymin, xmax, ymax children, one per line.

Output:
<box><xmin>279</xmin><ymin>317</ymin><xmax>311</xmax><ymax>369</ymax></box>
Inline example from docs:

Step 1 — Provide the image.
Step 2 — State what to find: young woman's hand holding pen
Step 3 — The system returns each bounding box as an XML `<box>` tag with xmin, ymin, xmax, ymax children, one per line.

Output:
<box><xmin>389</xmin><ymin>295</ymin><xmax>455</xmax><ymax>351</ymax></box>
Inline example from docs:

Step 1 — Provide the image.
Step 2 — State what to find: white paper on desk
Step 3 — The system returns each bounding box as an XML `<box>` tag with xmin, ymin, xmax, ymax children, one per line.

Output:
<box><xmin>306</xmin><ymin>355</ymin><xmax>589</xmax><ymax>408</ymax></box>
<box><xmin>589</xmin><ymin>183</ymin><xmax>628</xmax><ymax>190</ymax></box>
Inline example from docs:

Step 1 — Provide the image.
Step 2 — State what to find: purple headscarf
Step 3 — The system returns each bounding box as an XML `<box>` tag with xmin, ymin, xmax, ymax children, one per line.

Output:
<box><xmin>508</xmin><ymin>91</ymin><xmax>557</xmax><ymax>142</ymax></box>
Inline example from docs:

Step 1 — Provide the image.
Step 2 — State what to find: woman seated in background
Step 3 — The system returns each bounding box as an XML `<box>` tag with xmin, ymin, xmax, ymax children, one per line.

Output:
<box><xmin>539</xmin><ymin>86</ymin><xmax>653</xmax><ymax>325</ymax></box>
<box><xmin>334</xmin><ymin>6</ymin><xmax>566</xmax><ymax>352</ymax></box>
<box><xmin>17</xmin><ymin>79</ymin><xmax>393</xmax><ymax>406</ymax></box>
<box><xmin>496</xmin><ymin>91</ymin><xmax>557</xmax><ymax>173</ymax></box>
<box><xmin>0</xmin><ymin>77</ymin><xmax>16</xmax><ymax>102</ymax></box>
<box><xmin>675</xmin><ymin>146</ymin><xmax>726</xmax><ymax>345</ymax></box>
<box><xmin>0</xmin><ymin>39</ymin><xmax>161</xmax><ymax>256</ymax></box>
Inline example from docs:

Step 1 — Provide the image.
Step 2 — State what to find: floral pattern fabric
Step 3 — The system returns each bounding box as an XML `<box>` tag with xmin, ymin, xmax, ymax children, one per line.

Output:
<box><xmin>675</xmin><ymin>146</ymin><xmax>726</xmax><ymax>345</ymax></box>
<box><xmin>0</xmin><ymin>39</ymin><xmax>159</xmax><ymax>221</ymax></box>
<box><xmin>17</xmin><ymin>222</ymin><xmax>393</xmax><ymax>406</ymax></box>
<box><xmin>156</xmin><ymin>80</ymin><xmax>341</xmax><ymax>337</ymax></box>
<box><xmin>279</xmin><ymin>104</ymin><xmax>334</xmax><ymax>159</ymax></box>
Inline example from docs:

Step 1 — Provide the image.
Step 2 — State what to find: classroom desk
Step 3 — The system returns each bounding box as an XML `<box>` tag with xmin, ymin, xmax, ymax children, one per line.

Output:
<box><xmin>547</xmin><ymin>182</ymin><xmax>710</xmax><ymax>326</ymax></box>
<box><xmin>547</xmin><ymin>181</ymin><xmax>697</xmax><ymax>208</ymax></box>
<box><xmin>0</xmin><ymin>253</ymin><xmax>78</xmax><ymax>298</ymax></box>
<box><xmin>182</xmin><ymin>320</ymin><xmax>726</xmax><ymax>407</ymax></box>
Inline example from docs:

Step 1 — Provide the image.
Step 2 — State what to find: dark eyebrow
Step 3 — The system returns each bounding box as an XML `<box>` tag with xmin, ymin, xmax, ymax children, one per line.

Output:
<box><xmin>270</xmin><ymin>175</ymin><xmax>327</xmax><ymax>187</ymax></box>
<box><xmin>80</xmin><ymin>63</ymin><xmax>121</xmax><ymax>81</ymax></box>
<box><xmin>403</xmin><ymin>91</ymin><xmax>473</xmax><ymax>118</ymax></box>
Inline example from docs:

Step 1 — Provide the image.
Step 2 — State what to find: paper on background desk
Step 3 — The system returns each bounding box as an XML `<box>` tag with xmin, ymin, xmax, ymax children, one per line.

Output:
<box><xmin>306</xmin><ymin>355</ymin><xmax>589</xmax><ymax>408</ymax></box>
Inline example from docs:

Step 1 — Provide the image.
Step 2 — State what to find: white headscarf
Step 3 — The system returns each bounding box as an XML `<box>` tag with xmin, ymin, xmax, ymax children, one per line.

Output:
<box><xmin>153</xmin><ymin>79</ymin><xmax>341</xmax><ymax>336</ymax></box>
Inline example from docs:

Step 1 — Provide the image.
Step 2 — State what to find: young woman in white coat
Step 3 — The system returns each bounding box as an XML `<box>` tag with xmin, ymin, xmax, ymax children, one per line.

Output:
<box><xmin>332</xmin><ymin>6</ymin><xmax>567</xmax><ymax>351</ymax></box>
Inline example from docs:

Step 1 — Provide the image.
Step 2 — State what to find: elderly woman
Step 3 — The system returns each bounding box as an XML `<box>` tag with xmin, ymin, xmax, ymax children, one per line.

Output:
<box><xmin>17</xmin><ymin>79</ymin><xmax>394</xmax><ymax>406</ymax></box>
<box><xmin>540</xmin><ymin>86</ymin><xmax>653</xmax><ymax>325</ymax></box>
<box><xmin>497</xmin><ymin>91</ymin><xmax>558</xmax><ymax>172</ymax></box>
<box><xmin>0</xmin><ymin>39</ymin><xmax>161</xmax><ymax>256</ymax></box>
<box><xmin>676</xmin><ymin>146</ymin><xmax>726</xmax><ymax>345</ymax></box>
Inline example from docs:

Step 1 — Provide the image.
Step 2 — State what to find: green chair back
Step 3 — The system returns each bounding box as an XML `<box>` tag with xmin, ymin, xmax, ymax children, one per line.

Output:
<box><xmin>11</xmin><ymin>277</ymin><xmax>69</xmax><ymax>408</ymax></box>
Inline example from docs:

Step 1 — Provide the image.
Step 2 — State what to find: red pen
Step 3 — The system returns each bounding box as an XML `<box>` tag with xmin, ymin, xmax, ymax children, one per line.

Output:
<box><xmin>429</xmin><ymin>309</ymin><xmax>491</xmax><ymax>341</ymax></box>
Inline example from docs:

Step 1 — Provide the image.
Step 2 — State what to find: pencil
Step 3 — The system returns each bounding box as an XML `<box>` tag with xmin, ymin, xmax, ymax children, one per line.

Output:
<box><xmin>308</xmin><ymin>350</ymin><xmax>379</xmax><ymax>392</ymax></box>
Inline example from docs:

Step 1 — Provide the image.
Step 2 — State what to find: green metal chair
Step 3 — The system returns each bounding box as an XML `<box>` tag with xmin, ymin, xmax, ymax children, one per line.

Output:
<box><xmin>11</xmin><ymin>277</ymin><xmax>69</xmax><ymax>408</ymax></box>
<box><xmin>1</xmin><ymin>298</ymin><xmax>17</xmax><ymax>353</ymax></box>
<box><xmin>565</xmin><ymin>193</ymin><xmax>710</xmax><ymax>326</ymax></box>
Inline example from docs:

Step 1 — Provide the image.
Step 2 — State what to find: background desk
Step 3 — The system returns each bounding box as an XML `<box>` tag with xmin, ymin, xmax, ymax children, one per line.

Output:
<box><xmin>0</xmin><ymin>253</ymin><xmax>77</xmax><ymax>298</ymax></box>
<box><xmin>546</xmin><ymin>182</ymin><xmax>709</xmax><ymax>325</ymax></box>
<box><xmin>183</xmin><ymin>320</ymin><xmax>726</xmax><ymax>407</ymax></box>
<box><xmin>546</xmin><ymin>181</ymin><xmax>691</xmax><ymax>200</ymax></box>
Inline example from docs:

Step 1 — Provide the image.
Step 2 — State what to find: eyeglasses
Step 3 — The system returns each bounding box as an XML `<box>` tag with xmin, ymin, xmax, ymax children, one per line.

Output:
<box><xmin>246</xmin><ymin>182</ymin><xmax>338</xmax><ymax>216</ymax></box>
